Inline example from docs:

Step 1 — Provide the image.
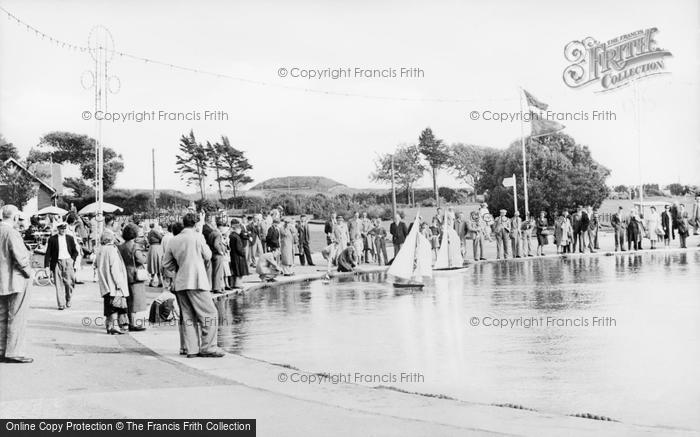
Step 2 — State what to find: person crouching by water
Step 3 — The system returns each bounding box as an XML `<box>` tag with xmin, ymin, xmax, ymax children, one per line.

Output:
<box><xmin>337</xmin><ymin>245</ymin><xmax>359</xmax><ymax>273</ymax></box>
<box><xmin>95</xmin><ymin>232</ymin><xmax>129</xmax><ymax>335</ymax></box>
<box><xmin>257</xmin><ymin>248</ymin><xmax>281</xmax><ymax>282</ymax></box>
<box><xmin>117</xmin><ymin>224</ymin><xmax>148</xmax><ymax>332</ymax></box>
<box><xmin>162</xmin><ymin>213</ymin><xmax>224</xmax><ymax>358</ymax></box>
<box><xmin>229</xmin><ymin>219</ymin><xmax>249</xmax><ymax>289</ymax></box>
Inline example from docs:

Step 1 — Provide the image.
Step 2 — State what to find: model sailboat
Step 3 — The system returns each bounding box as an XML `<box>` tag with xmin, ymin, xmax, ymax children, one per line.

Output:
<box><xmin>433</xmin><ymin>210</ymin><xmax>465</xmax><ymax>270</ymax></box>
<box><xmin>387</xmin><ymin>213</ymin><xmax>433</xmax><ymax>289</ymax></box>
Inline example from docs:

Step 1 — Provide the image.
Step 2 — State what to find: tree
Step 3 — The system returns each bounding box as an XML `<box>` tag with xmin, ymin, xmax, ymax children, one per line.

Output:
<box><xmin>449</xmin><ymin>143</ymin><xmax>496</xmax><ymax>190</ymax></box>
<box><xmin>665</xmin><ymin>183</ymin><xmax>690</xmax><ymax>196</ymax></box>
<box><xmin>0</xmin><ymin>164</ymin><xmax>38</xmax><ymax>208</ymax></box>
<box><xmin>371</xmin><ymin>145</ymin><xmax>426</xmax><ymax>205</ymax></box>
<box><xmin>0</xmin><ymin>134</ymin><xmax>20</xmax><ymax>162</ymax></box>
<box><xmin>216</xmin><ymin>136</ymin><xmax>253</xmax><ymax>198</ymax></box>
<box><xmin>417</xmin><ymin>127</ymin><xmax>449</xmax><ymax>205</ymax></box>
<box><xmin>28</xmin><ymin>131</ymin><xmax>124</xmax><ymax>191</ymax></box>
<box><xmin>175</xmin><ymin>130</ymin><xmax>209</xmax><ymax>201</ymax></box>
<box><xmin>206</xmin><ymin>141</ymin><xmax>226</xmax><ymax>200</ymax></box>
<box><xmin>63</xmin><ymin>177</ymin><xmax>95</xmax><ymax>198</ymax></box>
<box><xmin>479</xmin><ymin>132</ymin><xmax>610</xmax><ymax>216</ymax></box>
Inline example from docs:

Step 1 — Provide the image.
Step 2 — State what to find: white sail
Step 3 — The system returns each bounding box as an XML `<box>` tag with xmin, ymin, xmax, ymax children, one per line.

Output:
<box><xmin>415</xmin><ymin>231</ymin><xmax>434</xmax><ymax>277</ymax></box>
<box><xmin>387</xmin><ymin>213</ymin><xmax>433</xmax><ymax>281</ymax></box>
<box><xmin>434</xmin><ymin>212</ymin><xmax>464</xmax><ymax>269</ymax></box>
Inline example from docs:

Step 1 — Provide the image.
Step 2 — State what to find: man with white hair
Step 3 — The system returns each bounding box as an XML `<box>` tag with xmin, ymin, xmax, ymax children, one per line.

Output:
<box><xmin>0</xmin><ymin>205</ymin><xmax>33</xmax><ymax>363</ymax></box>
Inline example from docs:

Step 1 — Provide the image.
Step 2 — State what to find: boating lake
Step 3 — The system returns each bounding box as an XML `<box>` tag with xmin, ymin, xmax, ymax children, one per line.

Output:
<box><xmin>218</xmin><ymin>251</ymin><xmax>700</xmax><ymax>430</ymax></box>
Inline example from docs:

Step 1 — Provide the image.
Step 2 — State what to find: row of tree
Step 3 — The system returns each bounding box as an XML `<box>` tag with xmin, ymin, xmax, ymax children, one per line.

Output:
<box><xmin>613</xmin><ymin>183</ymin><xmax>697</xmax><ymax>197</ymax></box>
<box><xmin>175</xmin><ymin>130</ymin><xmax>253</xmax><ymax>201</ymax></box>
<box><xmin>372</xmin><ymin>127</ymin><xmax>614</xmax><ymax>216</ymax></box>
<box><xmin>371</xmin><ymin>127</ymin><xmax>492</xmax><ymax>206</ymax></box>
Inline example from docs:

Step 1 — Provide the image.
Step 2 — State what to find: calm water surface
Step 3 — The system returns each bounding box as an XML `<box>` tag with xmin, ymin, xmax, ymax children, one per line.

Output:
<box><xmin>218</xmin><ymin>251</ymin><xmax>700</xmax><ymax>429</ymax></box>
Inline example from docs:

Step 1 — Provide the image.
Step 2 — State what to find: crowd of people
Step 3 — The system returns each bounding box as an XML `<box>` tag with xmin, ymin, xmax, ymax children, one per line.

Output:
<box><xmin>1</xmin><ymin>196</ymin><xmax>699</xmax><ymax>364</ymax></box>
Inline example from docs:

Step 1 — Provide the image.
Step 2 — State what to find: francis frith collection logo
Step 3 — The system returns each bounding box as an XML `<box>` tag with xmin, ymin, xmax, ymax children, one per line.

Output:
<box><xmin>563</xmin><ymin>28</ymin><xmax>672</xmax><ymax>92</ymax></box>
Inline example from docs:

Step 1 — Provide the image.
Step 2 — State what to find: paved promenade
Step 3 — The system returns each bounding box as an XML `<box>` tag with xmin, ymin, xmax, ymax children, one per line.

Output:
<box><xmin>1</xmin><ymin>232</ymin><xmax>698</xmax><ymax>436</ymax></box>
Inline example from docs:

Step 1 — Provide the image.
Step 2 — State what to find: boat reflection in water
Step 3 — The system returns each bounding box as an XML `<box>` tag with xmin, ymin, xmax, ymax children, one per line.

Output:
<box><xmin>218</xmin><ymin>251</ymin><xmax>700</xmax><ymax>429</ymax></box>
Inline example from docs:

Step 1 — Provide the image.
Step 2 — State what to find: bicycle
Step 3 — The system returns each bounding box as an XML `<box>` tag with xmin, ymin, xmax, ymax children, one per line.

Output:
<box><xmin>31</xmin><ymin>249</ymin><xmax>54</xmax><ymax>287</ymax></box>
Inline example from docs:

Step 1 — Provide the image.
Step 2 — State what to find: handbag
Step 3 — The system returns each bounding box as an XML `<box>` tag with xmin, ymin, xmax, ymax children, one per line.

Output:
<box><xmin>111</xmin><ymin>290</ymin><xmax>128</xmax><ymax>309</ymax></box>
<box><xmin>132</xmin><ymin>249</ymin><xmax>150</xmax><ymax>282</ymax></box>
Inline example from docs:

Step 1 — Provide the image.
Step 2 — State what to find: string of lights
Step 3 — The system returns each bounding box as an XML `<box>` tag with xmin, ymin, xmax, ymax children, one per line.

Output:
<box><xmin>0</xmin><ymin>4</ymin><xmax>516</xmax><ymax>103</ymax></box>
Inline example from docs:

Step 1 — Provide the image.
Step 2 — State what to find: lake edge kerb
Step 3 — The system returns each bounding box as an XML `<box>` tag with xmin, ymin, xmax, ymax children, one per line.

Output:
<box><xmin>214</xmin><ymin>245</ymin><xmax>700</xmax><ymax>301</ymax></box>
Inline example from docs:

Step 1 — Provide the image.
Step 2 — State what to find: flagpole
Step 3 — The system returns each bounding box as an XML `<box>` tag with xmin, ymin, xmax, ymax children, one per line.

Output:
<box><xmin>519</xmin><ymin>88</ymin><xmax>529</xmax><ymax>218</ymax></box>
<box><xmin>634</xmin><ymin>81</ymin><xmax>643</xmax><ymax>206</ymax></box>
<box><xmin>512</xmin><ymin>173</ymin><xmax>517</xmax><ymax>214</ymax></box>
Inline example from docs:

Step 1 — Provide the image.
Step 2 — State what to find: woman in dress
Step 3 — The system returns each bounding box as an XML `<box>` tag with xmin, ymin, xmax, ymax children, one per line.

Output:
<box><xmin>279</xmin><ymin>218</ymin><xmax>296</xmax><ymax>276</ymax></box>
<box><xmin>219</xmin><ymin>219</ymin><xmax>233</xmax><ymax>290</ymax></box>
<box><xmin>535</xmin><ymin>211</ymin><xmax>549</xmax><ymax>256</ymax></box>
<box><xmin>117</xmin><ymin>223</ymin><xmax>148</xmax><ymax>332</ymax></box>
<box><xmin>554</xmin><ymin>211</ymin><xmax>564</xmax><ymax>253</ymax></box>
<box><xmin>334</xmin><ymin>216</ymin><xmax>350</xmax><ymax>250</ymax></box>
<box><xmin>146</xmin><ymin>223</ymin><xmax>164</xmax><ymax>287</ymax></box>
<box><xmin>95</xmin><ymin>232</ymin><xmax>129</xmax><ymax>335</ymax></box>
<box><xmin>559</xmin><ymin>211</ymin><xmax>573</xmax><ymax>253</ymax></box>
<box><xmin>646</xmin><ymin>206</ymin><xmax>661</xmax><ymax>249</ymax></box>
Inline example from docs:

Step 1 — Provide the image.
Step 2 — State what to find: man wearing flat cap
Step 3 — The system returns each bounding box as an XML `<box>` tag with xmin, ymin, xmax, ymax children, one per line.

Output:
<box><xmin>45</xmin><ymin>222</ymin><xmax>79</xmax><ymax>310</ymax></box>
<box><xmin>493</xmin><ymin>209</ymin><xmax>511</xmax><ymax>260</ymax></box>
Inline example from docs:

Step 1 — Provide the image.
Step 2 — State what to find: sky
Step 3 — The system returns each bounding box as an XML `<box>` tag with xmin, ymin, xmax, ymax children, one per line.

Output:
<box><xmin>1</xmin><ymin>0</ymin><xmax>698</xmax><ymax>194</ymax></box>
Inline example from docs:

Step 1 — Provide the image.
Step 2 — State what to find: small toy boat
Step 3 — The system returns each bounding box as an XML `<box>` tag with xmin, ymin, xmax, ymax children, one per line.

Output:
<box><xmin>387</xmin><ymin>212</ymin><xmax>432</xmax><ymax>289</ymax></box>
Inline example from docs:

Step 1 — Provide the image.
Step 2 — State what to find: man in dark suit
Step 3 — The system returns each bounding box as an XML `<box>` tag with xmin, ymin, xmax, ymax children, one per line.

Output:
<box><xmin>45</xmin><ymin>223</ymin><xmax>78</xmax><ymax>310</ymax></box>
<box><xmin>297</xmin><ymin>214</ymin><xmax>314</xmax><ymax>266</ymax></box>
<box><xmin>389</xmin><ymin>213</ymin><xmax>408</xmax><ymax>259</ymax></box>
<box><xmin>266</xmin><ymin>218</ymin><xmax>281</xmax><ymax>252</ymax></box>
<box><xmin>571</xmin><ymin>205</ymin><xmax>584</xmax><ymax>253</ymax></box>
<box><xmin>580</xmin><ymin>206</ymin><xmax>592</xmax><ymax>253</ymax></box>
<box><xmin>611</xmin><ymin>206</ymin><xmax>627</xmax><ymax>251</ymax></box>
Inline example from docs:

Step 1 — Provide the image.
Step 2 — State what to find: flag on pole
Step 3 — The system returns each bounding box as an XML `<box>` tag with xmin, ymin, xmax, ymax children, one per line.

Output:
<box><xmin>523</xmin><ymin>89</ymin><xmax>549</xmax><ymax>111</ymax></box>
<box><xmin>530</xmin><ymin>111</ymin><xmax>565</xmax><ymax>138</ymax></box>
<box><xmin>502</xmin><ymin>176</ymin><xmax>516</xmax><ymax>187</ymax></box>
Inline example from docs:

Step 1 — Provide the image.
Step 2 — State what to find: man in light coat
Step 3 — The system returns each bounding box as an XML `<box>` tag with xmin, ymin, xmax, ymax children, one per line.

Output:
<box><xmin>0</xmin><ymin>205</ymin><xmax>33</xmax><ymax>363</ymax></box>
<box><xmin>510</xmin><ymin>211</ymin><xmax>523</xmax><ymax>258</ymax></box>
<box><xmin>162</xmin><ymin>213</ymin><xmax>224</xmax><ymax>358</ymax></box>
<box><xmin>493</xmin><ymin>209</ymin><xmax>511</xmax><ymax>260</ymax></box>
